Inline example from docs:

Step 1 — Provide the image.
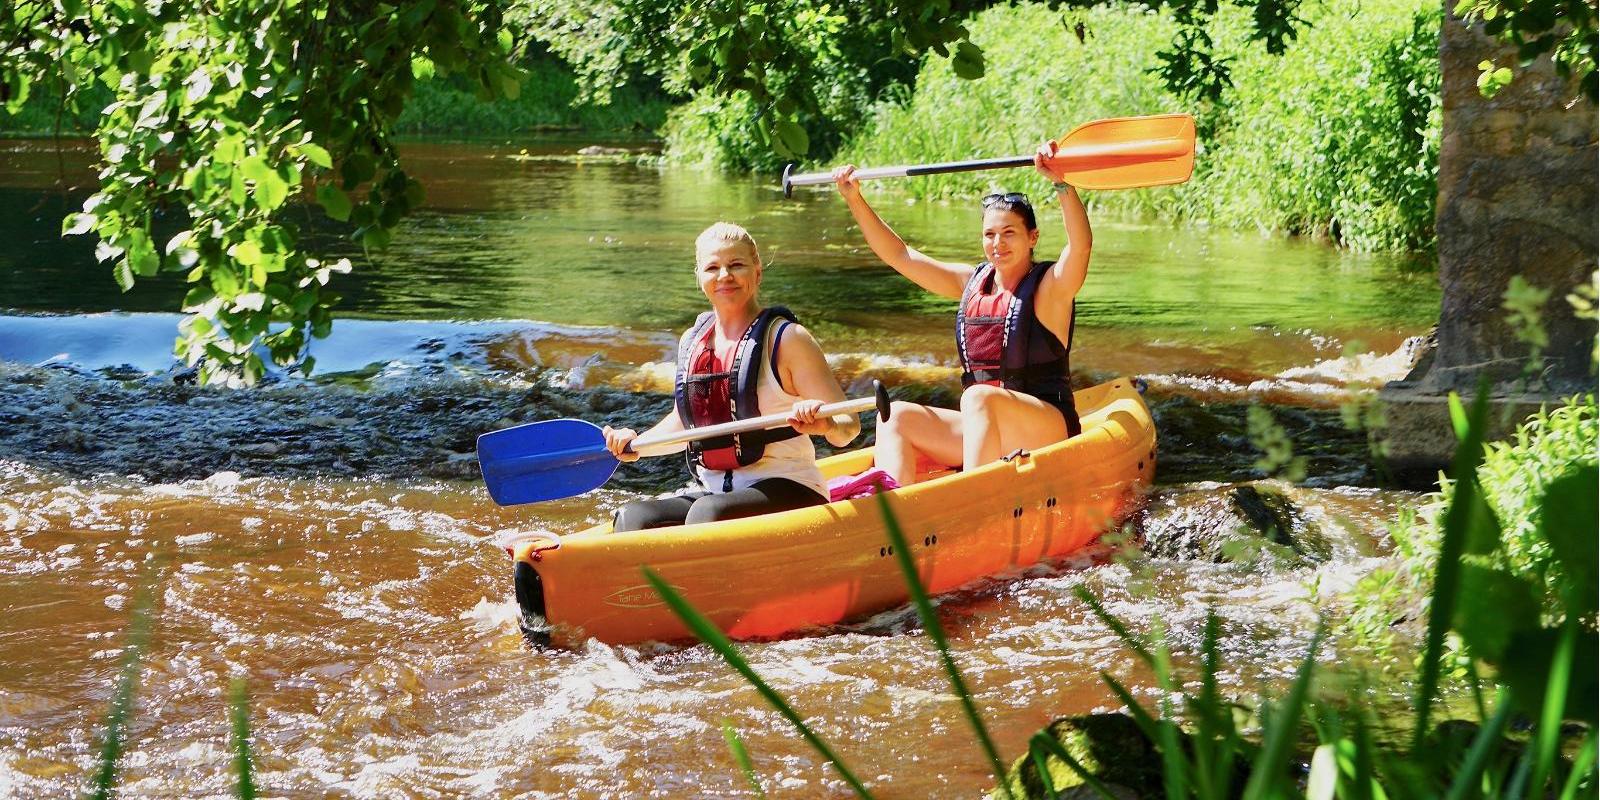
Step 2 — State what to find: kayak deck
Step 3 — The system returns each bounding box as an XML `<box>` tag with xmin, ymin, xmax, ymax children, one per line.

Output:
<box><xmin>508</xmin><ymin>378</ymin><xmax>1155</xmax><ymax>644</ymax></box>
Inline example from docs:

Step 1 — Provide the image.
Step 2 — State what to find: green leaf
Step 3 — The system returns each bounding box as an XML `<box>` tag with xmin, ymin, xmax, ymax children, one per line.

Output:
<box><xmin>297</xmin><ymin>143</ymin><xmax>332</xmax><ymax>169</ymax></box>
<box><xmin>127</xmin><ymin>234</ymin><xmax>159</xmax><ymax>277</ymax></box>
<box><xmin>232</xmin><ymin>241</ymin><xmax>262</xmax><ymax>265</ymax></box>
<box><xmin>182</xmin><ymin>286</ymin><xmax>215</xmax><ymax>310</ymax></box>
<box><xmin>1307</xmin><ymin>744</ymin><xmax>1338</xmax><ymax>800</ymax></box>
<box><xmin>1241</xmin><ymin>624</ymin><xmax>1323</xmax><ymax>800</ymax></box>
<box><xmin>228</xmin><ymin>679</ymin><xmax>256</xmax><ymax>799</ymax></box>
<box><xmin>113</xmin><ymin>259</ymin><xmax>135</xmax><ymax>292</ymax></box>
<box><xmin>63</xmin><ymin>213</ymin><xmax>96</xmax><ymax>236</ymax></box>
<box><xmin>240</xmin><ymin>155</ymin><xmax>271</xmax><ymax>184</ymax></box>
<box><xmin>497</xmin><ymin>66</ymin><xmax>522</xmax><ymax>100</ymax></box>
<box><xmin>1447</xmin><ymin>391</ymin><xmax>1469</xmax><ymax>441</ymax></box>
<box><xmin>341</xmin><ymin>152</ymin><xmax>375</xmax><ymax>188</ymax></box>
<box><xmin>876</xmin><ymin>494</ymin><xmax>1016</xmax><ymax>800</ymax></box>
<box><xmin>256</xmin><ymin>172</ymin><xmax>287</xmax><ymax>211</ymax></box>
<box><xmin>1452</xmin><ymin>564</ymin><xmax>1540</xmax><ymax>663</ymax></box>
<box><xmin>211</xmin><ymin>265</ymin><xmax>241</xmax><ymax>297</ymax></box>
<box><xmin>361</xmin><ymin>226</ymin><xmax>392</xmax><ymax>250</ymax></box>
<box><xmin>1459</xmin><ymin>476</ymin><xmax>1504</xmax><ymax>555</ymax></box>
<box><xmin>1538</xmin><ymin>465</ymin><xmax>1599</xmax><ymax>609</ymax></box>
<box><xmin>215</xmin><ymin>135</ymin><xmax>244</xmax><ymax>164</ymax></box>
<box><xmin>952</xmin><ymin>41</ymin><xmax>986</xmax><ymax>80</ymax></box>
<box><xmin>316</xmin><ymin>184</ymin><xmax>352</xmax><ymax>221</ymax></box>
<box><xmin>720</xmin><ymin>721</ymin><xmax>766</xmax><ymax>798</ymax></box>
<box><xmin>772</xmin><ymin>117</ymin><xmax>809</xmax><ymax>159</ymax></box>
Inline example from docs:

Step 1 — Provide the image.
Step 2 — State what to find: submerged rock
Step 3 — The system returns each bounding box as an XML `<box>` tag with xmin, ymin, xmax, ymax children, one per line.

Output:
<box><xmin>1136</xmin><ymin>480</ymin><xmax>1333</xmax><ymax>568</ymax></box>
<box><xmin>0</xmin><ymin>361</ymin><xmax>687</xmax><ymax>492</ymax></box>
<box><xmin>993</xmin><ymin>713</ymin><xmax>1161</xmax><ymax>799</ymax></box>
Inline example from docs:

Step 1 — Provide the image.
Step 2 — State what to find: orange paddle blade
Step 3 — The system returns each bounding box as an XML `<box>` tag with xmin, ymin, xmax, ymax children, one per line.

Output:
<box><xmin>1048</xmin><ymin>113</ymin><xmax>1196</xmax><ymax>190</ymax></box>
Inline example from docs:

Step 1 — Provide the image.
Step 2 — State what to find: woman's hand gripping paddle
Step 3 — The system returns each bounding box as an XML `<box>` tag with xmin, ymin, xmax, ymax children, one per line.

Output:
<box><xmin>477</xmin><ymin>381</ymin><xmax>893</xmax><ymax>506</ymax></box>
<box><xmin>781</xmin><ymin>113</ymin><xmax>1196</xmax><ymax>196</ymax></box>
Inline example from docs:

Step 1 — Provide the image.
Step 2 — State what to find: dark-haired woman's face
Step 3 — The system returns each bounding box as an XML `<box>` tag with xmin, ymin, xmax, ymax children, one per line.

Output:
<box><xmin>981</xmin><ymin>208</ymin><xmax>1039</xmax><ymax>272</ymax></box>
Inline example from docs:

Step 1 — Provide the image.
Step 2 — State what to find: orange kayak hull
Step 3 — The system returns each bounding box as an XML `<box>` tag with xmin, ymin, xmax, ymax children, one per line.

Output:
<box><xmin>509</xmin><ymin>378</ymin><xmax>1156</xmax><ymax>644</ymax></box>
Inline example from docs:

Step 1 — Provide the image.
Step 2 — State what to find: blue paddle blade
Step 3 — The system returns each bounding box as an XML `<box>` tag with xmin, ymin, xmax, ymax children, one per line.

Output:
<box><xmin>477</xmin><ymin>419</ymin><xmax>621</xmax><ymax>506</ymax></box>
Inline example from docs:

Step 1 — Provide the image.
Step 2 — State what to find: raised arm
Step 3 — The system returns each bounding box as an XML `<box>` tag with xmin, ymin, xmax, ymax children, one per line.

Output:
<box><xmin>1033</xmin><ymin>141</ymin><xmax>1093</xmax><ymax>304</ymax></box>
<box><xmin>832</xmin><ymin>165</ymin><xmax>973</xmax><ymax>300</ymax></box>
<box><xmin>775</xmin><ymin>324</ymin><xmax>861</xmax><ymax>448</ymax></box>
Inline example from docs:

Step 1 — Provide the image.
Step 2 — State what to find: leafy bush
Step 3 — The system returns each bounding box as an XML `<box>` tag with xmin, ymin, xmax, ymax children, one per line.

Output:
<box><xmin>834</xmin><ymin>0</ymin><xmax>1441</xmax><ymax>252</ymax></box>
<box><xmin>1349</xmin><ymin>394</ymin><xmax>1599</xmax><ymax>648</ymax></box>
<box><xmin>395</xmin><ymin>50</ymin><xmax>670</xmax><ymax>135</ymax></box>
<box><xmin>658</xmin><ymin>5</ymin><xmax>927</xmax><ymax>172</ymax></box>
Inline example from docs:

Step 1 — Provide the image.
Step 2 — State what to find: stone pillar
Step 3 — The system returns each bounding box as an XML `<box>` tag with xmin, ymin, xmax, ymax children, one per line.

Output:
<box><xmin>1379</xmin><ymin>1</ymin><xmax>1598</xmax><ymax>486</ymax></box>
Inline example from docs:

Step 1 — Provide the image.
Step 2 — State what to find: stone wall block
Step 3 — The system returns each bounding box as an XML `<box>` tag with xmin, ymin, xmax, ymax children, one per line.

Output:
<box><xmin>1382</xmin><ymin>1</ymin><xmax>1595</xmax><ymax>484</ymax></box>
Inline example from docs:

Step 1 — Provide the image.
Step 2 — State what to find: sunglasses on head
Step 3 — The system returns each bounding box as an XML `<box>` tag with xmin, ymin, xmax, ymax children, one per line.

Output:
<box><xmin>981</xmin><ymin>192</ymin><xmax>1032</xmax><ymax>210</ymax></box>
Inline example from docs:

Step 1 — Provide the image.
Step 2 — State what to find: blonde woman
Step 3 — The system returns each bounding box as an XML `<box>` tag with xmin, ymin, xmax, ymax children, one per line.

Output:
<box><xmin>604</xmin><ymin>223</ymin><xmax>860</xmax><ymax>530</ymax></box>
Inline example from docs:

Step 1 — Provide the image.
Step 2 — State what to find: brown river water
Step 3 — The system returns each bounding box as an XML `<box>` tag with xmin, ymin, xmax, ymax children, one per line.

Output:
<box><xmin>0</xmin><ymin>137</ymin><xmax>1438</xmax><ymax>797</ymax></box>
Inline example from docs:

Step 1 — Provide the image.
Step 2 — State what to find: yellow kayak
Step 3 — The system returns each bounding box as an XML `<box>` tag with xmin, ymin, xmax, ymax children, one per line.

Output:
<box><xmin>506</xmin><ymin>378</ymin><xmax>1155</xmax><ymax>644</ymax></box>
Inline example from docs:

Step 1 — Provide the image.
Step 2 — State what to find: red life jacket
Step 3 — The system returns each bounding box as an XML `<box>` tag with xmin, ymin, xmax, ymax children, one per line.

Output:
<box><xmin>956</xmin><ymin>260</ymin><xmax>1081</xmax><ymax>434</ymax></box>
<box><xmin>673</xmin><ymin>307</ymin><xmax>800</xmax><ymax>474</ymax></box>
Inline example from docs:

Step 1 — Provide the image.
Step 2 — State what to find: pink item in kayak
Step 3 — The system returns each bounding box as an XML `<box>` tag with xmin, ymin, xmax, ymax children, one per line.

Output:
<box><xmin>827</xmin><ymin>468</ymin><xmax>901</xmax><ymax>501</ymax></box>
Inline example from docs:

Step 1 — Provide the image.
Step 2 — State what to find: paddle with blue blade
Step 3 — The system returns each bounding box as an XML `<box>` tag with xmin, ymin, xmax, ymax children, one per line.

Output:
<box><xmin>479</xmin><ymin>380</ymin><xmax>892</xmax><ymax>506</ymax></box>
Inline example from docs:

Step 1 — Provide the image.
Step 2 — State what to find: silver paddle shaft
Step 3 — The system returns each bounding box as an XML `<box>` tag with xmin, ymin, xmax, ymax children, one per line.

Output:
<box><xmin>628</xmin><ymin>395</ymin><xmax>878</xmax><ymax>456</ymax></box>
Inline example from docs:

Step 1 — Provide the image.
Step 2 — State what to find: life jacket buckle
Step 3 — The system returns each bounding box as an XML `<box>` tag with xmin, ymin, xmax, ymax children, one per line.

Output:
<box><xmin>1001</xmin><ymin>447</ymin><xmax>1030</xmax><ymax>462</ymax></box>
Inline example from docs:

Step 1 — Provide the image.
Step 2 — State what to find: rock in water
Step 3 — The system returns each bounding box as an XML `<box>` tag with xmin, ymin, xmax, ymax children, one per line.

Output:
<box><xmin>993</xmin><ymin>713</ymin><xmax>1161</xmax><ymax>799</ymax></box>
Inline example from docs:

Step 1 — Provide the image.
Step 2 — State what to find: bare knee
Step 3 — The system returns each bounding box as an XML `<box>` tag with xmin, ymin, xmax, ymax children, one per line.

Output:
<box><xmin>879</xmin><ymin>400</ymin><xmax>918</xmax><ymax>440</ymax></box>
<box><xmin>959</xmin><ymin>384</ymin><xmax>1006</xmax><ymax>418</ymax></box>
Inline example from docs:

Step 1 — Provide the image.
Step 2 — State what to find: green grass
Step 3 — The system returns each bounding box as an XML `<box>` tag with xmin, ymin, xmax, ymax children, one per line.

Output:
<box><xmin>85</xmin><ymin>571</ymin><xmax>262</xmax><ymax>799</ymax></box>
<box><xmin>833</xmin><ymin>0</ymin><xmax>1441</xmax><ymax>252</ymax></box>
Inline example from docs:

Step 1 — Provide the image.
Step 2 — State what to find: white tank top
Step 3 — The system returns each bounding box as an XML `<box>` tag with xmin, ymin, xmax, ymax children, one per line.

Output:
<box><xmin>692</xmin><ymin>323</ymin><xmax>829</xmax><ymax>498</ymax></box>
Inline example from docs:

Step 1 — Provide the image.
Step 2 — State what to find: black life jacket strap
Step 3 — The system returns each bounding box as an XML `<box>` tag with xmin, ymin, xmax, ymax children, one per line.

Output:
<box><xmin>674</xmin><ymin>307</ymin><xmax>804</xmax><ymax>469</ymax></box>
<box><xmin>961</xmin><ymin>359</ymin><xmax>1069</xmax><ymax>388</ymax></box>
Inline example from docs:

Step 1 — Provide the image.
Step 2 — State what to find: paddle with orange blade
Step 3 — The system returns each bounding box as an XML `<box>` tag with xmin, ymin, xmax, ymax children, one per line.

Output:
<box><xmin>781</xmin><ymin>113</ymin><xmax>1195</xmax><ymax>197</ymax></box>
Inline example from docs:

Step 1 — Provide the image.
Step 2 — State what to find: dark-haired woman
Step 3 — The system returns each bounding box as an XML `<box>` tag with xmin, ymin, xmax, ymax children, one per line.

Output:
<box><xmin>832</xmin><ymin>142</ymin><xmax>1090</xmax><ymax>486</ymax></box>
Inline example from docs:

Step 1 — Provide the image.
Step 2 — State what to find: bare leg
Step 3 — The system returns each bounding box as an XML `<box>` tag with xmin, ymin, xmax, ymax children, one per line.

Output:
<box><xmin>958</xmin><ymin>384</ymin><xmax>1070</xmax><ymax>470</ymax></box>
<box><xmin>873</xmin><ymin>400</ymin><xmax>964</xmax><ymax>485</ymax></box>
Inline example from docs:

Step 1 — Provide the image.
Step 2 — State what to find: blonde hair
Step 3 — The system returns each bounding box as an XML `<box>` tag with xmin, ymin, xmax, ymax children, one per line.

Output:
<box><xmin>695</xmin><ymin>222</ymin><xmax>761</xmax><ymax>265</ymax></box>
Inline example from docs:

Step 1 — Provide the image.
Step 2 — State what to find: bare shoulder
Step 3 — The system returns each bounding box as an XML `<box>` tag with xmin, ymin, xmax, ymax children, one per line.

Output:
<box><xmin>776</xmin><ymin>322</ymin><xmax>826</xmax><ymax>358</ymax></box>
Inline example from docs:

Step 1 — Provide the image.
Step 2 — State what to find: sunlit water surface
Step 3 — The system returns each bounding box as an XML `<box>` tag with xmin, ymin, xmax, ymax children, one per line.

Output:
<box><xmin>0</xmin><ymin>137</ymin><xmax>1436</xmax><ymax>797</ymax></box>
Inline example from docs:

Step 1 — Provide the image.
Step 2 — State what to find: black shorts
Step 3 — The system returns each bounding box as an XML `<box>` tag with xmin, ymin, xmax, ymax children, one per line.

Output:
<box><xmin>612</xmin><ymin>477</ymin><xmax>828</xmax><ymax>532</ymax></box>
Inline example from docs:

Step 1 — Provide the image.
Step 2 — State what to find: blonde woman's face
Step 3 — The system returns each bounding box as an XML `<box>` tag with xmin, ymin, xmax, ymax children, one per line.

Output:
<box><xmin>696</xmin><ymin>241</ymin><xmax>761</xmax><ymax>309</ymax></box>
